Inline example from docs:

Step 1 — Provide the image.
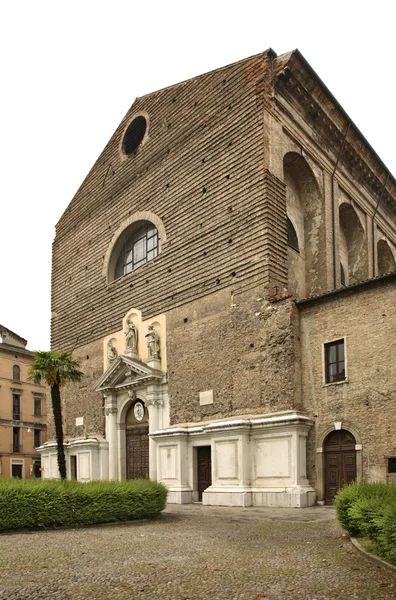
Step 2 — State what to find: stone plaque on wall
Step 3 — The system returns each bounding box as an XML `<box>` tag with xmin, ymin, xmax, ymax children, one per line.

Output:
<box><xmin>199</xmin><ymin>390</ymin><xmax>213</xmax><ymax>406</ymax></box>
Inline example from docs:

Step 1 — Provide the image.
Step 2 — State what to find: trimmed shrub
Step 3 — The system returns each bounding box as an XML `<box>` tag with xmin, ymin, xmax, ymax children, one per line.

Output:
<box><xmin>372</xmin><ymin>496</ymin><xmax>396</xmax><ymax>564</ymax></box>
<box><xmin>335</xmin><ymin>481</ymin><xmax>396</xmax><ymax>565</ymax></box>
<box><xmin>335</xmin><ymin>481</ymin><xmax>393</xmax><ymax>536</ymax></box>
<box><xmin>0</xmin><ymin>478</ymin><xmax>167</xmax><ymax>530</ymax></box>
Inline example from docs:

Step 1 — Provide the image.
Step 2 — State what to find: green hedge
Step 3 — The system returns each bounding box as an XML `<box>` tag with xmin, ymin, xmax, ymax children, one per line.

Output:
<box><xmin>335</xmin><ymin>481</ymin><xmax>396</xmax><ymax>564</ymax></box>
<box><xmin>0</xmin><ymin>478</ymin><xmax>167</xmax><ymax>530</ymax></box>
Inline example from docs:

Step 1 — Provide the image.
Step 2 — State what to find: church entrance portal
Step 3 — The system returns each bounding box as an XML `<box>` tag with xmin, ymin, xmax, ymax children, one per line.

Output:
<box><xmin>197</xmin><ymin>446</ymin><xmax>212</xmax><ymax>501</ymax></box>
<box><xmin>324</xmin><ymin>430</ymin><xmax>356</xmax><ymax>505</ymax></box>
<box><xmin>126</xmin><ymin>400</ymin><xmax>149</xmax><ymax>480</ymax></box>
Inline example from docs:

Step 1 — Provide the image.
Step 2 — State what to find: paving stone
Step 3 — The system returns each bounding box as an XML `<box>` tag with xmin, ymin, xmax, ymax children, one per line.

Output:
<box><xmin>0</xmin><ymin>505</ymin><xmax>395</xmax><ymax>599</ymax></box>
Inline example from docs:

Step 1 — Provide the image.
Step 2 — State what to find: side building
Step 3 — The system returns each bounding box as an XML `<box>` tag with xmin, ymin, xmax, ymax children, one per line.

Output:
<box><xmin>0</xmin><ymin>325</ymin><xmax>47</xmax><ymax>478</ymax></box>
<box><xmin>41</xmin><ymin>49</ymin><xmax>396</xmax><ymax>506</ymax></box>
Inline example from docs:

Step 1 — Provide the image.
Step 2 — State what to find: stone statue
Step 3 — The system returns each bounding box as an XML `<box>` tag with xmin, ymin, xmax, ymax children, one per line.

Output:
<box><xmin>125</xmin><ymin>319</ymin><xmax>138</xmax><ymax>354</ymax></box>
<box><xmin>107</xmin><ymin>340</ymin><xmax>118</xmax><ymax>363</ymax></box>
<box><xmin>146</xmin><ymin>325</ymin><xmax>160</xmax><ymax>359</ymax></box>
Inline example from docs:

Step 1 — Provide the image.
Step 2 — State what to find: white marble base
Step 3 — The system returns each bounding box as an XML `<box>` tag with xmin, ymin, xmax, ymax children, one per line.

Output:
<box><xmin>38</xmin><ymin>438</ymin><xmax>108</xmax><ymax>481</ymax></box>
<box><xmin>166</xmin><ymin>488</ymin><xmax>193</xmax><ymax>504</ymax></box>
<box><xmin>203</xmin><ymin>487</ymin><xmax>252</xmax><ymax>507</ymax></box>
<box><xmin>251</xmin><ymin>487</ymin><xmax>316</xmax><ymax>508</ymax></box>
<box><xmin>153</xmin><ymin>411</ymin><xmax>316</xmax><ymax>508</ymax></box>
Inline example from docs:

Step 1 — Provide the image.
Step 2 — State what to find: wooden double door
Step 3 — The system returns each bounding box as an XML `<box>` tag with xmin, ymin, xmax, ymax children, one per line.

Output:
<box><xmin>324</xmin><ymin>430</ymin><xmax>356</xmax><ymax>505</ymax></box>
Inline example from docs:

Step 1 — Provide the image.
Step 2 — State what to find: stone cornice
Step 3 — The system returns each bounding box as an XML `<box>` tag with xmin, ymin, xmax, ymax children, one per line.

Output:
<box><xmin>0</xmin><ymin>419</ymin><xmax>47</xmax><ymax>428</ymax></box>
<box><xmin>151</xmin><ymin>411</ymin><xmax>314</xmax><ymax>438</ymax></box>
<box><xmin>273</xmin><ymin>55</ymin><xmax>396</xmax><ymax>220</ymax></box>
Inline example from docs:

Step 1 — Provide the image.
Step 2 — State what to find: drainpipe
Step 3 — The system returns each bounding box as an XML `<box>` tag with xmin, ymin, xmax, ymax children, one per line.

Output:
<box><xmin>371</xmin><ymin>173</ymin><xmax>389</xmax><ymax>275</ymax></box>
<box><xmin>331</xmin><ymin>122</ymin><xmax>351</xmax><ymax>289</ymax></box>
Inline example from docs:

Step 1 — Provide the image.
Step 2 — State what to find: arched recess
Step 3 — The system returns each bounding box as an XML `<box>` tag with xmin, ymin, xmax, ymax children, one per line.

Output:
<box><xmin>103</xmin><ymin>211</ymin><xmax>166</xmax><ymax>283</ymax></box>
<box><xmin>12</xmin><ymin>365</ymin><xmax>20</xmax><ymax>381</ymax></box>
<box><xmin>377</xmin><ymin>239</ymin><xmax>396</xmax><ymax>275</ymax></box>
<box><xmin>316</xmin><ymin>424</ymin><xmax>362</xmax><ymax>504</ymax></box>
<box><xmin>339</xmin><ymin>203</ymin><xmax>368</xmax><ymax>284</ymax></box>
<box><xmin>283</xmin><ymin>152</ymin><xmax>325</xmax><ymax>298</ymax></box>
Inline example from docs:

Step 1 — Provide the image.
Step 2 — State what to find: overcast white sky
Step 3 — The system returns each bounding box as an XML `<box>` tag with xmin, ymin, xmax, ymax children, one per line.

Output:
<box><xmin>1</xmin><ymin>1</ymin><xmax>395</xmax><ymax>350</ymax></box>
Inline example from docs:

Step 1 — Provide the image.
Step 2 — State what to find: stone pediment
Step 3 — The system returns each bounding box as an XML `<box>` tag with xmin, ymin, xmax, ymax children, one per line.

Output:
<box><xmin>94</xmin><ymin>355</ymin><xmax>163</xmax><ymax>393</ymax></box>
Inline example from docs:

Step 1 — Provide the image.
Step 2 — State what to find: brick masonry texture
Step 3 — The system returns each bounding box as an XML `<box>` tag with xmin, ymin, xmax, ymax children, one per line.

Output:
<box><xmin>167</xmin><ymin>290</ymin><xmax>297</xmax><ymax>426</ymax></box>
<box><xmin>52</xmin><ymin>53</ymin><xmax>284</xmax><ymax>352</ymax></box>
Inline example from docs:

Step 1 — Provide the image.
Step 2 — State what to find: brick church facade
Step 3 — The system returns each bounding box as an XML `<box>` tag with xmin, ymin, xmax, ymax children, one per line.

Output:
<box><xmin>40</xmin><ymin>49</ymin><xmax>396</xmax><ymax>506</ymax></box>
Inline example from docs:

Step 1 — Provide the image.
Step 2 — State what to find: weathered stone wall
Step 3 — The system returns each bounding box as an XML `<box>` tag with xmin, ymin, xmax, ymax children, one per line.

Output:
<box><xmin>298</xmin><ymin>275</ymin><xmax>396</xmax><ymax>486</ymax></box>
<box><xmin>167</xmin><ymin>290</ymin><xmax>298</xmax><ymax>425</ymax></box>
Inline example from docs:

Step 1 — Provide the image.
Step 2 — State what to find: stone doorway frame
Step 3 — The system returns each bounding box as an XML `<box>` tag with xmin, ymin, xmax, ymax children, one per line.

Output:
<box><xmin>316</xmin><ymin>423</ymin><xmax>362</xmax><ymax>505</ymax></box>
<box><xmin>122</xmin><ymin>395</ymin><xmax>150</xmax><ymax>481</ymax></box>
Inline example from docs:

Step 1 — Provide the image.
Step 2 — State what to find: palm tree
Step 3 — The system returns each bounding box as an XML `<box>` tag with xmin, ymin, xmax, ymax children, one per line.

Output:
<box><xmin>29</xmin><ymin>351</ymin><xmax>83</xmax><ymax>480</ymax></box>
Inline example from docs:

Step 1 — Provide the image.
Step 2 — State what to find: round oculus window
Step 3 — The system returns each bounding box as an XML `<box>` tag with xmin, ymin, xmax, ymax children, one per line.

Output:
<box><xmin>122</xmin><ymin>116</ymin><xmax>147</xmax><ymax>155</ymax></box>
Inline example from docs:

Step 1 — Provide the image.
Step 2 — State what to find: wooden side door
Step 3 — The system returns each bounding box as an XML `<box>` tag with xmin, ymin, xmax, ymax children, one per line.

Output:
<box><xmin>324</xmin><ymin>430</ymin><xmax>356</xmax><ymax>505</ymax></box>
<box><xmin>197</xmin><ymin>446</ymin><xmax>212</xmax><ymax>501</ymax></box>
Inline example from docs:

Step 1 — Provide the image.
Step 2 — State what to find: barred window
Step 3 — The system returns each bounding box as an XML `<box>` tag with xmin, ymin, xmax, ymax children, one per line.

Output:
<box><xmin>115</xmin><ymin>222</ymin><xmax>160</xmax><ymax>280</ymax></box>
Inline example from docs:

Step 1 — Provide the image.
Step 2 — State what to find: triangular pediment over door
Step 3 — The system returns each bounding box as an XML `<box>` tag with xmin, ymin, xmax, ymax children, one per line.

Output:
<box><xmin>94</xmin><ymin>355</ymin><xmax>164</xmax><ymax>393</ymax></box>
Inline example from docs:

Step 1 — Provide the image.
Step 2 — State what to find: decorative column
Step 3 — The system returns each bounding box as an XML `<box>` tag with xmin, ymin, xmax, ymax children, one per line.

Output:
<box><xmin>145</xmin><ymin>384</ymin><xmax>162</xmax><ymax>481</ymax></box>
<box><xmin>104</xmin><ymin>392</ymin><xmax>118</xmax><ymax>480</ymax></box>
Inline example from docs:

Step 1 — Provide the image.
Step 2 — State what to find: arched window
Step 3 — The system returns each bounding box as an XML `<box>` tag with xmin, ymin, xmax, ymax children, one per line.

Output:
<box><xmin>114</xmin><ymin>222</ymin><xmax>160</xmax><ymax>280</ymax></box>
<box><xmin>13</xmin><ymin>365</ymin><xmax>20</xmax><ymax>381</ymax></box>
<box><xmin>287</xmin><ymin>217</ymin><xmax>299</xmax><ymax>252</ymax></box>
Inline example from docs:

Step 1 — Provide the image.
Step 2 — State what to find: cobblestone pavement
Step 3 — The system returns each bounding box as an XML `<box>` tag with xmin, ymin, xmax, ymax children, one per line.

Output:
<box><xmin>1</xmin><ymin>504</ymin><xmax>396</xmax><ymax>600</ymax></box>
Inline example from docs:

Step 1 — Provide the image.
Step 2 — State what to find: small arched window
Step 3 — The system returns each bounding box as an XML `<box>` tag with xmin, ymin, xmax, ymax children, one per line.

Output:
<box><xmin>13</xmin><ymin>365</ymin><xmax>20</xmax><ymax>381</ymax></box>
<box><xmin>115</xmin><ymin>222</ymin><xmax>160</xmax><ymax>280</ymax></box>
<box><xmin>287</xmin><ymin>217</ymin><xmax>299</xmax><ymax>252</ymax></box>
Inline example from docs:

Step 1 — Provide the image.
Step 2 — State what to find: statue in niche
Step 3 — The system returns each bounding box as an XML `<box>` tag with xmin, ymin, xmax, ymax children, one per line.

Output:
<box><xmin>125</xmin><ymin>319</ymin><xmax>138</xmax><ymax>353</ymax></box>
<box><xmin>146</xmin><ymin>325</ymin><xmax>160</xmax><ymax>359</ymax></box>
<box><xmin>107</xmin><ymin>340</ymin><xmax>118</xmax><ymax>363</ymax></box>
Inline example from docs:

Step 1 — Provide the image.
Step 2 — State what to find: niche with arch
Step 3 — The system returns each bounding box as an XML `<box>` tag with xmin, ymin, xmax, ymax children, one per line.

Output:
<box><xmin>339</xmin><ymin>202</ymin><xmax>368</xmax><ymax>284</ymax></box>
<box><xmin>283</xmin><ymin>152</ymin><xmax>326</xmax><ymax>298</ymax></box>
<box><xmin>12</xmin><ymin>365</ymin><xmax>20</xmax><ymax>381</ymax></box>
<box><xmin>377</xmin><ymin>239</ymin><xmax>396</xmax><ymax>275</ymax></box>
